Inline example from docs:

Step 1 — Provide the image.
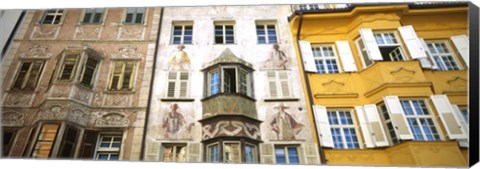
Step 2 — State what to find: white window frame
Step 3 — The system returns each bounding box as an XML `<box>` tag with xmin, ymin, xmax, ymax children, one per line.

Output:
<box><xmin>171</xmin><ymin>23</ymin><xmax>193</xmax><ymax>44</ymax></box>
<box><xmin>165</xmin><ymin>71</ymin><xmax>190</xmax><ymax>98</ymax></box>
<box><xmin>123</xmin><ymin>7</ymin><xmax>145</xmax><ymax>24</ymax></box>
<box><xmin>207</xmin><ymin>69</ymin><xmax>220</xmax><ymax>96</ymax></box>
<box><xmin>425</xmin><ymin>40</ymin><xmax>462</xmax><ymax>71</ymax></box>
<box><xmin>206</xmin><ymin>143</ymin><xmax>220</xmax><ymax>163</ymax></box>
<box><xmin>255</xmin><ymin>21</ymin><xmax>278</xmax><ymax>44</ymax></box>
<box><xmin>40</xmin><ymin>9</ymin><xmax>64</xmax><ymax>25</ymax></box>
<box><xmin>266</xmin><ymin>70</ymin><xmax>292</xmax><ymax>98</ymax></box>
<box><xmin>311</xmin><ymin>44</ymin><xmax>341</xmax><ymax>74</ymax></box>
<box><xmin>223</xmin><ymin>141</ymin><xmax>241</xmax><ymax>163</ymax></box>
<box><xmin>214</xmin><ymin>22</ymin><xmax>235</xmax><ymax>44</ymax></box>
<box><xmin>400</xmin><ymin>99</ymin><xmax>443</xmax><ymax>141</ymax></box>
<box><xmin>377</xmin><ymin>103</ymin><xmax>401</xmax><ymax>145</ymax></box>
<box><xmin>82</xmin><ymin>8</ymin><xmax>105</xmax><ymax>24</ymax></box>
<box><xmin>327</xmin><ymin>109</ymin><xmax>361</xmax><ymax>149</ymax></box>
<box><xmin>94</xmin><ymin>133</ymin><xmax>122</xmax><ymax>160</ymax></box>
<box><xmin>274</xmin><ymin>145</ymin><xmax>300</xmax><ymax>164</ymax></box>
<box><xmin>356</xmin><ymin>31</ymin><xmax>408</xmax><ymax>68</ymax></box>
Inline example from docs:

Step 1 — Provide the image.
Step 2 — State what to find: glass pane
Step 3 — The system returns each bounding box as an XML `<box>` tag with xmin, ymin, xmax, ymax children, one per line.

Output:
<box><xmin>275</xmin><ymin>148</ymin><xmax>286</xmax><ymax>164</ymax></box>
<box><xmin>287</xmin><ymin>147</ymin><xmax>299</xmax><ymax>164</ymax></box>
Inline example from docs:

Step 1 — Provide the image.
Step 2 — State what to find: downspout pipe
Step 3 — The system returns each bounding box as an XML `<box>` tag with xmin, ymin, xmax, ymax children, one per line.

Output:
<box><xmin>294</xmin><ymin>11</ymin><xmax>327</xmax><ymax>165</ymax></box>
<box><xmin>140</xmin><ymin>7</ymin><xmax>163</xmax><ymax>160</ymax></box>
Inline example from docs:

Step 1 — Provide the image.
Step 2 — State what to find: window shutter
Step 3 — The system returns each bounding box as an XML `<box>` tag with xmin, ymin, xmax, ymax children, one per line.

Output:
<box><xmin>450</xmin><ymin>35</ymin><xmax>469</xmax><ymax>67</ymax></box>
<box><xmin>110</xmin><ymin>63</ymin><xmax>123</xmax><ymax>90</ymax></box>
<box><xmin>60</xmin><ymin>54</ymin><xmax>79</xmax><ymax>80</ymax></box>
<box><xmin>267</xmin><ymin>71</ymin><xmax>277</xmax><ymax>98</ymax></box>
<box><xmin>298</xmin><ymin>40</ymin><xmax>318</xmax><ymax>72</ymax></box>
<box><xmin>312</xmin><ymin>105</ymin><xmax>334</xmax><ymax>148</ymax></box>
<box><xmin>166</xmin><ymin>72</ymin><xmax>177</xmax><ymax>97</ymax></box>
<box><xmin>355</xmin><ymin>106</ymin><xmax>374</xmax><ymax>148</ymax></box>
<box><xmin>430</xmin><ymin>95</ymin><xmax>467</xmax><ymax>139</ymax></box>
<box><xmin>452</xmin><ymin>105</ymin><xmax>469</xmax><ymax>148</ymax></box>
<box><xmin>363</xmin><ymin>104</ymin><xmax>389</xmax><ymax>147</ymax></box>
<box><xmin>359</xmin><ymin>28</ymin><xmax>383</xmax><ymax>60</ymax></box>
<box><xmin>24</xmin><ymin>61</ymin><xmax>44</xmax><ymax>90</ymax></box>
<box><xmin>80</xmin><ymin>57</ymin><xmax>99</xmax><ymax>87</ymax></box>
<box><xmin>13</xmin><ymin>62</ymin><xmax>31</xmax><ymax>89</ymax></box>
<box><xmin>79</xmin><ymin>130</ymin><xmax>98</xmax><ymax>159</ymax></box>
<box><xmin>303</xmin><ymin>143</ymin><xmax>319</xmax><ymax>164</ymax></box>
<box><xmin>335</xmin><ymin>41</ymin><xmax>358</xmax><ymax>72</ymax></box>
<box><xmin>145</xmin><ymin>142</ymin><xmax>160</xmax><ymax>161</ymax></box>
<box><xmin>278</xmin><ymin>71</ymin><xmax>291</xmax><ymax>97</ymax></box>
<box><xmin>179</xmin><ymin>72</ymin><xmax>189</xmax><ymax>98</ymax></box>
<box><xmin>383</xmin><ymin>96</ymin><xmax>414</xmax><ymax>140</ymax></box>
<box><xmin>58</xmin><ymin>127</ymin><xmax>80</xmax><ymax>158</ymax></box>
<box><xmin>187</xmin><ymin>143</ymin><xmax>202</xmax><ymax>162</ymax></box>
<box><xmin>418</xmin><ymin>38</ymin><xmax>438</xmax><ymax>69</ymax></box>
<box><xmin>259</xmin><ymin>143</ymin><xmax>274</xmax><ymax>164</ymax></box>
<box><xmin>122</xmin><ymin>63</ymin><xmax>135</xmax><ymax>90</ymax></box>
<box><xmin>398</xmin><ymin>25</ymin><xmax>426</xmax><ymax>59</ymax></box>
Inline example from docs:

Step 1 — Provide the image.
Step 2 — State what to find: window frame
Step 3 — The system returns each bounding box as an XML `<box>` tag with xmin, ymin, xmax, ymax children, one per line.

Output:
<box><xmin>222</xmin><ymin>141</ymin><xmax>242</xmax><ymax>163</ymax></box>
<box><xmin>171</xmin><ymin>22</ymin><xmax>193</xmax><ymax>45</ymax></box>
<box><xmin>81</xmin><ymin>8</ymin><xmax>105</xmax><ymax>24</ymax></box>
<box><xmin>58</xmin><ymin>52</ymin><xmax>81</xmax><ymax>82</ymax></box>
<box><xmin>79</xmin><ymin>56</ymin><xmax>100</xmax><ymax>88</ymax></box>
<box><xmin>327</xmin><ymin>108</ymin><xmax>361</xmax><ymax>149</ymax></box>
<box><xmin>94</xmin><ymin>133</ymin><xmax>123</xmax><ymax>160</ymax></box>
<box><xmin>123</xmin><ymin>7</ymin><xmax>146</xmax><ymax>24</ymax></box>
<box><xmin>166</xmin><ymin>71</ymin><xmax>190</xmax><ymax>98</ymax></box>
<box><xmin>399</xmin><ymin>98</ymin><xmax>443</xmax><ymax>141</ymax></box>
<box><xmin>30</xmin><ymin>123</ymin><xmax>61</xmax><ymax>158</ymax></box>
<box><xmin>378</xmin><ymin>103</ymin><xmax>401</xmax><ymax>145</ymax></box>
<box><xmin>108</xmin><ymin>61</ymin><xmax>138</xmax><ymax>91</ymax></box>
<box><xmin>206</xmin><ymin>142</ymin><xmax>220</xmax><ymax>163</ymax></box>
<box><xmin>274</xmin><ymin>145</ymin><xmax>300</xmax><ymax>164</ymax></box>
<box><xmin>214</xmin><ymin>22</ymin><xmax>235</xmax><ymax>44</ymax></box>
<box><xmin>266</xmin><ymin>70</ymin><xmax>292</xmax><ymax>99</ymax></box>
<box><xmin>11</xmin><ymin>60</ymin><xmax>45</xmax><ymax>91</ymax></box>
<box><xmin>40</xmin><ymin>9</ymin><xmax>64</xmax><ymax>25</ymax></box>
<box><xmin>425</xmin><ymin>40</ymin><xmax>463</xmax><ymax>71</ymax></box>
<box><xmin>2</xmin><ymin>128</ymin><xmax>18</xmax><ymax>157</ymax></box>
<box><xmin>356</xmin><ymin>31</ymin><xmax>408</xmax><ymax>68</ymax></box>
<box><xmin>311</xmin><ymin>44</ymin><xmax>341</xmax><ymax>74</ymax></box>
<box><xmin>255</xmin><ymin>21</ymin><xmax>278</xmax><ymax>44</ymax></box>
<box><xmin>458</xmin><ymin>105</ymin><xmax>469</xmax><ymax>124</ymax></box>
<box><xmin>244</xmin><ymin>143</ymin><xmax>257</xmax><ymax>163</ymax></box>
<box><xmin>160</xmin><ymin>143</ymin><xmax>187</xmax><ymax>162</ymax></box>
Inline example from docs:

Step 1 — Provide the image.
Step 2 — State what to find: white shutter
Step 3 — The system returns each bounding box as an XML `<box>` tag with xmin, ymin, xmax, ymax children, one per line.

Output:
<box><xmin>278</xmin><ymin>71</ymin><xmax>291</xmax><ymax>97</ymax></box>
<box><xmin>303</xmin><ymin>143</ymin><xmax>320</xmax><ymax>164</ymax></box>
<box><xmin>418</xmin><ymin>38</ymin><xmax>438</xmax><ymax>69</ymax></box>
<box><xmin>145</xmin><ymin>142</ymin><xmax>160</xmax><ymax>161</ymax></box>
<box><xmin>363</xmin><ymin>104</ymin><xmax>389</xmax><ymax>147</ymax></box>
<box><xmin>259</xmin><ymin>143</ymin><xmax>275</xmax><ymax>164</ymax></box>
<box><xmin>166</xmin><ymin>72</ymin><xmax>177</xmax><ymax>98</ymax></box>
<box><xmin>355</xmin><ymin>106</ymin><xmax>374</xmax><ymax>148</ymax></box>
<box><xmin>312</xmin><ymin>105</ymin><xmax>334</xmax><ymax>148</ymax></box>
<box><xmin>179</xmin><ymin>72</ymin><xmax>189</xmax><ymax>97</ymax></box>
<box><xmin>452</xmin><ymin>105</ymin><xmax>469</xmax><ymax>148</ymax></box>
<box><xmin>335</xmin><ymin>41</ymin><xmax>358</xmax><ymax>72</ymax></box>
<box><xmin>430</xmin><ymin>95</ymin><xmax>467</xmax><ymax>139</ymax></box>
<box><xmin>298</xmin><ymin>40</ymin><xmax>318</xmax><ymax>72</ymax></box>
<box><xmin>188</xmin><ymin>143</ymin><xmax>202</xmax><ymax>162</ymax></box>
<box><xmin>267</xmin><ymin>71</ymin><xmax>277</xmax><ymax>98</ymax></box>
<box><xmin>450</xmin><ymin>35</ymin><xmax>469</xmax><ymax>67</ymax></box>
<box><xmin>383</xmin><ymin>96</ymin><xmax>414</xmax><ymax>140</ymax></box>
<box><xmin>398</xmin><ymin>25</ymin><xmax>426</xmax><ymax>59</ymax></box>
<box><xmin>359</xmin><ymin>28</ymin><xmax>383</xmax><ymax>60</ymax></box>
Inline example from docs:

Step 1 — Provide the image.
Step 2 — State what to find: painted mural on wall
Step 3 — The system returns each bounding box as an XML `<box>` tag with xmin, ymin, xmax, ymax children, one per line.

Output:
<box><xmin>264</xmin><ymin>44</ymin><xmax>289</xmax><ymax>70</ymax></box>
<box><xmin>168</xmin><ymin>44</ymin><xmax>191</xmax><ymax>71</ymax></box>
<box><xmin>268</xmin><ymin>103</ymin><xmax>305</xmax><ymax>140</ymax></box>
<box><xmin>160</xmin><ymin>103</ymin><xmax>196</xmax><ymax>140</ymax></box>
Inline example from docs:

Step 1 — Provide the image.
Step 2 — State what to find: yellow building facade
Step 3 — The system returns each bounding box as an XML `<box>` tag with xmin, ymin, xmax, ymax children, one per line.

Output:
<box><xmin>289</xmin><ymin>3</ymin><xmax>469</xmax><ymax>167</ymax></box>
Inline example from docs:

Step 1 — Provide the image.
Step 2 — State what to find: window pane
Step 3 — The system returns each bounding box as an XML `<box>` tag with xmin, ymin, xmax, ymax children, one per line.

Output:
<box><xmin>287</xmin><ymin>147</ymin><xmax>299</xmax><ymax>164</ymax></box>
<box><xmin>275</xmin><ymin>148</ymin><xmax>286</xmax><ymax>164</ymax></box>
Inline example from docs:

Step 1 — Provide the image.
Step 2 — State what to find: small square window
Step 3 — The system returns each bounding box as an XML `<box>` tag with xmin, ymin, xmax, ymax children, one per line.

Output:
<box><xmin>171</xmin><ymin>23</ymin><xmax>193</xmax><ymax>44</ymax></box>
<box><xmin>124</xmin><ymin>8</ymin><xmax>145</xmax><ymax>24</ymax></box>
<box><xmin>41</xmin><ymin>9</ymin><xmax>64</xmax><ymax>24</ymax></box>
<box><xmin>82</xmin><ymin>8</ymin><xmax>104</xmax><ymax>24</ymax></box>
<box><xmin>214</xmin><ymin>22</ymin><xmax>235</xmax><ymax>44</ymax></box>
<box><xmin>256</xmin><ymin>22</ymin><xmax>277</xmax><ymax>44</ymax></box>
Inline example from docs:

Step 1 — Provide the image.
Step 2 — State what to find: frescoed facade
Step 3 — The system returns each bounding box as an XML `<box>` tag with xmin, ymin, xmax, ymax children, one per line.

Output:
<box><xmin>289</xmin><ymin>2</ymin><xmax>469</xmax><ymax>167</ymax></box>
<box><xmin>143</xmin><ymin>5</ymin><xmax>320</xmax><ymax>164</ymax></box>
<box><xmin>1</xmin><ymin>7</ymin><xmax>161</xmax><ymax>160</ymax></box>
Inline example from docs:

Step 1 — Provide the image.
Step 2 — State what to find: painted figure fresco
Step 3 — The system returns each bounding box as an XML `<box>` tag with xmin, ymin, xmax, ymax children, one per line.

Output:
<box><xmin>168</xmin><ymin>44</ymin><xmax>191</xmax><ymax>70</ymax></box>
<box><xmin>264</xmin><ymin>44</ymin><xmax>288</xmax><ymax>69</ymax></box>
<box><xmin>162</xmin><ymin>103</ymin><xmax>187</xmax><ymax>138</ymax></box>
<box><xmin>270</xmin><ymin>103</ymin><xmax>304</xmax><ymax>140</ymax></box>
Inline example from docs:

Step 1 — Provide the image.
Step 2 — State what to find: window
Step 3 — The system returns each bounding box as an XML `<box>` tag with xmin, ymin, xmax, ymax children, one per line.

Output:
<box><xmin>82</xmin><ymin>8</ymin><xmax>104</xmax><ymax>24</ymax></box>
<box><xmin>166</xmin><ymin>72</ymin><xmax>189</xmax><ymax>98</ymax></box>
<box><xmin>2</xmin><ymin>129</ymin><xmax>16</xmax><ymax>157</ymax></box>
<box><xmin>256</xmin><ymin>23</ymin><xmax>277</xmax><ymax>44</ymax></box>
<box><xmin>223</xmin><ymin>68</ymin><xmax>236</xmax><ymax>94</ymax></box>
<box><xmin>58</xmin><ymin>126</ymin><xmax>80</xmax><ymax>158</ymax></box>
<box><xmin>356</xmin><ymin>31</ymin><xmax>407</xmax><ymax>67</ymax></box>
<box><xmin>161</xmin><ymin>144</ymin><xmax>187</xmax><ymax>162</ymax></box>
<box><xmin>79</xmin><ymin>57</ymin><xmax>99</xmax><ymax>88</ymax></box>
<box><xmin>41</xmin><ymin>9</ymin><xmax>63</xmax><ymax>24</ymax></box>
<box><xmin>400</xmin><ymin>99</ymin><xmax>441</xmax><ymax>141</ymax></box>
<box><xmin>207</xmin><ymin>67</ymin><xmax>253</xmax><ymax>97</ymax></box>
<box><xmin>223</xmin><ymin>142</ymin><xmax>241</xmax><ymax>163</ymax></box>
<box><xmin>57</xmin><ymin>51</ymin><xmax>100</xmax><ymax>88</ymax></box>
<box><xmin>207</xmin><ymin>143</ymin><xmax>220</xmax><ymax>162</ymax></box>
<box><xmin>312</xmin><ymin>45</ymin><xmax>340</xmax><ymax>74</ymax></box>
<box><xmin>109</xmin><ymin>62</ymin><xmax>136</xmax><ymax>91</ymax></box>
<box><xmin>172</xmin><ymin>24</ymin><xmax>193</xmax><ymax>44</ymax></box>
<box><xmin>378</xmin><ymin>104</ymin><xmax>400</xmax><ymax>145</ymax></box>
<box><xmin>124</xmin><ymin>7</ymin><xmax>145</xmax><ymax>24</ymax></box>
<box><xmin>274</xmin><ymin>146</ymin><xmax>299</xmax><ymax>164</ymax></box>
<box><xmin>31</xmin><ymin>124</ymin><xmax>60</xmax><ymax>158</ymax></box>
<box><xmin>458</xmin><ymin>106</ymin><xmax>469</xmax><ymax>124</ymax></box>
<box><xmin>95</xmin><ymin>134</ymin><xmax>122</xmax><ymax>160</ymax></box>
<box><xmin>327</xmin><ymin>109</ymin><xmax>360</xmax><ymax>149</ymax></box>
<box><xmin>209</xmin><ymin>70</ymin><xmax>219</xmax><ymax>95</ymax></box>
<box><xmin>299</xmin><ymin>4</ymin><xmax>320</xmax><ymax>10</ymax></box>
<box><xmin>267</xmin><ymin>70</ymin><xmax>291</xmax><ymax>98</ymax></box>
<box><xmin>244</xmin><ymin>144</ymin><xmax>257</xmax><ymax>163</ymax></box>
<box><xmin>12</xmin><ymin>61</ymin><xmax>44</xmax><ymax>90</ymax></box>
<box><xmin>59</xmin><ymin>53</ymin><xmax>80</xmax><ymax>81</ymax></box>
<box><xmin>426</xmin><ymin>41</ymin><xmax>461</xmax><ymax>70</ymax></box>
<box><xmin>214</xmin><ymin>22</ymin><xmax>234</xmax><ymax>44</ymax></box>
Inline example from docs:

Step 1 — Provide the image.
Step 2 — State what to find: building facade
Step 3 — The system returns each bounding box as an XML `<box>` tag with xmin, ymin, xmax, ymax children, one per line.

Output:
<box><xmin>1</xmin><ymin>7</ymin><xmax>161</xmax><ymax>160</ymax></box>
<box><xmin>143</xmin><ymin>5</ymin><xmax>320</xmax><ymax>164</ymax></box>
<box><xmin>289</xmin><ymin>2</ymin><xmax>469</xmax><ymax>167</ymax></box>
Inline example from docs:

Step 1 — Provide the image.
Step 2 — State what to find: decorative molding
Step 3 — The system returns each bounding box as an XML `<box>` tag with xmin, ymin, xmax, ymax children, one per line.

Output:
<box><xmin>3</xmin><ymin>92</ymin><xmax>33</xmax><ymax>107</ymax></box>
<box><xmin>95</xmin><ymin>112</ymin><xmax>129</xmax><ymax>128</ymax></box>
<box><xmin>2</xmin><ymin>111</ymin><xmax>24</xmax><ymax>127</ymax></box>
<box><xmin>67</xmin><ymin>108</ymin><xmax>89</xmax><ymax>126</ymax></box>
<box><xmin>19</xmin><ymin>45</ymin><xmax>52</xmax><ymax>58</ymax></box>
<box><xmin>49</xmin><ymin>85</ymin><xmax>71</xmax><ymax>98</ymax></box>
<box><xmin>111</xmin><ymin>46</ymin><xmax>143</xmax><ymax>59</ymax></box>
<box><xmin>314</xmin><ymin>93</ymin><xmax>359</xmax><ymax>98</ymax></box>
<box><xmin>202</xmin><ymin>120</ymin><xmax>260</xmax><ymax>140</ymax></box>
<box><xmin>264</xmin><ymin>98</ymin><xmax>300</xmax><ymax>102</ymax></box>
<box><xmin>117</xmin><ymin>25</ymin><xmax>145</xmax><ymax>40</ymax></box>
<box><xmin>104</xmin><ymin>94</ymin><xmax>131</xmax><ymax>107</ymax></box>
<box><xmin>160</xmin><ymin>98</ymin><xmax>195</xmax><ymax>102</ymax></box>
<box><xmin>74</xmin><ymin>25</ymin><xmax>102</xmax><ymax>40</ymax></box>
<box><xmin>30</xmin><ymin>26</ymin><xmax>60</xmax><ymax>40</ymax></box>
<box><xmin>72</xmin><ymin>86</ymin><xmax>92</xmax><ymax>104</ymax></box>
<box><xmin>39</xmin><ymin>105</ymin><xmax>67</xmax><ymax>120</ymax></box>
<box><xmin>364</xmin><ymin>82</ymin><xmax>433</xmax><ymax>97</ymax></box>
<box><xmin>390</xmin><ymin>67</ymin><xmax>416</xmax><ymax>82</ymax></box>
